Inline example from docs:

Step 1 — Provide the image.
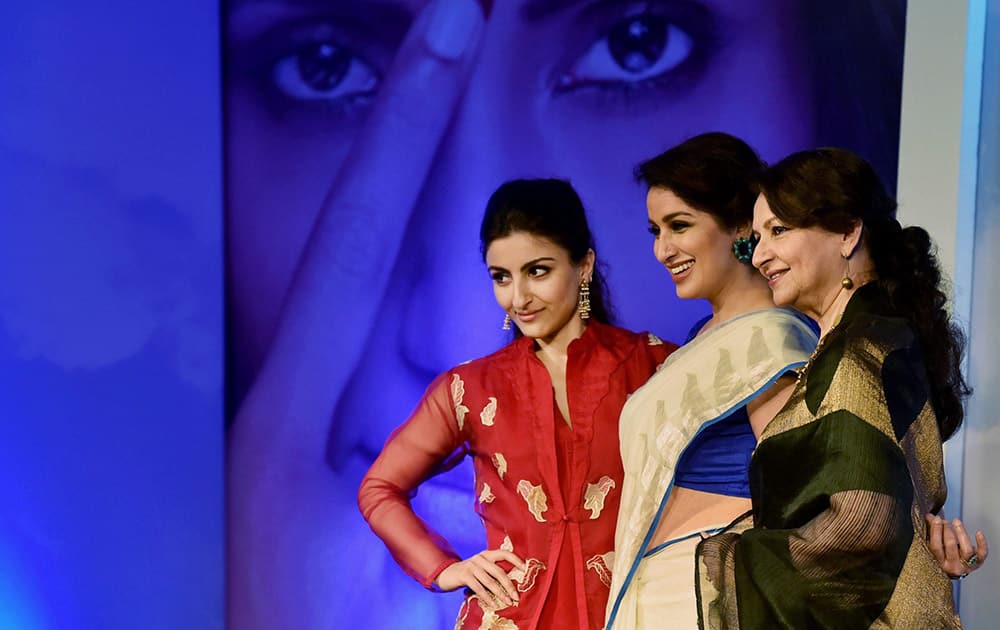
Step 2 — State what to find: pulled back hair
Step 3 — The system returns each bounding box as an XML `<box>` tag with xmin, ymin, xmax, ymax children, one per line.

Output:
<box><xmin>479</xmin><ymin>179</ymin><xmax>613</xmax><ymax>332</ymax></box>
<box><xmin>634</xmin><ymin>132</ymin><xmax>765</xmax><ymax>229</ymax></box>
<box><xmin>757</xmin><ymin>148</ymin><xmax>970</xmax><ymax>440</ymax></box>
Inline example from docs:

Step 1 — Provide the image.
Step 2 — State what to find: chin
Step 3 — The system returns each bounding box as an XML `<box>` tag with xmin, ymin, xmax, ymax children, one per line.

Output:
<box><xmin>673</xmin><ymin>284</ymin><xmax>697</xmax><ymax>300</ymax></box>
<box><xmin>516</xmin><ymin>322</ymin><xmax>549</xmax><ymax>339</ymax></box>
<box><xmin>769</xmin><ymin>290</ymin><xmax>793</xmax><ymax>308</ymax></box>
<box><xmin>519</xmin><ymin>318</ymin><xmax>573</xmax><ymax>341</ymax></box>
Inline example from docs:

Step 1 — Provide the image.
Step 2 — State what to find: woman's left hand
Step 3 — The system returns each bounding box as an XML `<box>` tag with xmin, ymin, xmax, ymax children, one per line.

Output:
<box><xmin>926</xmin><ymin>513</ymin><xmax>989</xmax><ymax>579</ymax></box>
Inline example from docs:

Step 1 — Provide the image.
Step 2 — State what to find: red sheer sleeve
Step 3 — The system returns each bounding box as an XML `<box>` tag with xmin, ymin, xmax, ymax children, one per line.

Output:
<box><xmin>357</xmin><ymin>372</ymin><xmax>467</xmax><ymax>589</ymax></box>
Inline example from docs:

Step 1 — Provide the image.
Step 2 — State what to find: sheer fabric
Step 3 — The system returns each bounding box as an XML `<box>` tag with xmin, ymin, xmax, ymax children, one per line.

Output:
<box><xmin>359</xmin><ymin>322</ymin><xmax>675</xmax><ymax>629</ymax></box>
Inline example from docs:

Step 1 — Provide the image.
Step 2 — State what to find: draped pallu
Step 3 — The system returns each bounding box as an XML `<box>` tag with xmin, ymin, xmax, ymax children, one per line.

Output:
<box><xmin>606</xmin><ymin>309</ymin><xmax>817</xmax><ymax>629</ymax></box>
<box><xmin>695</xmin><ymin>285</ymin><xmax>962</xmax><ymax>629</ymax></box>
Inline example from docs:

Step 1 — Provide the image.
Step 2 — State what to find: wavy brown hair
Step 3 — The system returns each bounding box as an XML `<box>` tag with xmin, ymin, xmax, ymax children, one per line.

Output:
<box><xmin>757</xmin><ymin>148</ymin><xmax>970</xmax><ymax>440</ymax></box>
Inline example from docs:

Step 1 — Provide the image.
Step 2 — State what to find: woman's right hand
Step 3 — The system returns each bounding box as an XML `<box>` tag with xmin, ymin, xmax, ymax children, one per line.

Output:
<box><xmin>926</xmin><ymin>513</ymin><xmax>989</xmax><ymax>579</ymax></box>
<box><xmin>435</xmin><ymin>550</ymin><xmax>526</xmax><ymax>609</ymax></box>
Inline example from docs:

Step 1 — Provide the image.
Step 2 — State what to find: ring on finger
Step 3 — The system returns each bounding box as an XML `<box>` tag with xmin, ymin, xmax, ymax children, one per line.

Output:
<box><xmin>964</xmin><ymin>553</ymin><xmax>980</xmax><ymax>568</ymax></box>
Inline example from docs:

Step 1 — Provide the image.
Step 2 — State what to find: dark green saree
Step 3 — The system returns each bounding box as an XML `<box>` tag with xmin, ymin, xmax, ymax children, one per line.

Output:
<box><xmin>696</xmin><ymin>285</ymin><xmax>960</xmax><ymax>629</ymax></box>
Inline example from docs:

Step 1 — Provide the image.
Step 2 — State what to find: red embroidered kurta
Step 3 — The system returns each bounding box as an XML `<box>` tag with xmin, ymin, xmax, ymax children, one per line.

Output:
<box><xmin>358</xmin><ymin>322</ymin><xmax>676</xmax><ymax>629</ymax></box>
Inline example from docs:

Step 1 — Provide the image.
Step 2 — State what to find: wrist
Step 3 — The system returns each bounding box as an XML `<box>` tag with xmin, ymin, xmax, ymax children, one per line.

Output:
<box><xmin>427</xmin><ymin>557</ymin><xmax>460</xmax><ymax>592</ymax></box>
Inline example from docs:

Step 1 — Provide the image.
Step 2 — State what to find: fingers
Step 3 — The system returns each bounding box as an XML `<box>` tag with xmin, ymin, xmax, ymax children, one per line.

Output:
<box><xmin>926</xmin><ymin>513</ymin><xmax>990</xmax><ymax>578</ymax></box>
<box><xmin>490</xmin><ymin>549</ymin><xmax>527</xmax><ymax>571</ymax></box>
<box><xmin>926</xmin><ymin>513</ymin><xmax>945</xmax><ymax>562</ymax></box>
<box><xmin>436</xmin><ymin>549</ymin><xmax>524</xmax><ymax>608</ymax></box>
<box><xmin>976</xmin><ymin>530</ymin><xmax>989</xmax><ymax>563</ymax></box>
<box><xmin>471</xmin><ymin>554</ymin><xmax>519</xmax><ymax>606</ymax></box>
<box><xmin>941</xmin><ymin>516</ymin><xmax>961</xmax><ymax>565</ymax></box>
<box><xmin>952</xmin><ymin>518</ymin><xmax>975</xmax><ymax>562</ymax></box>
<box><xmin>321</xmin><ymin>0</ymin><xmax>486</xmax><ymax>283</ymax></box>
<box><xmin>926</xmin><ymin>513</ymin><xmax>964</xmax><ymax>577</ymax></box>
<box><xmin>952</xmin><ymin>518</ymin><xmax>991</xmax><ymax>574</ymax></box>
<box><xmin>238</xmin><ymin>0</ymin><xmax>488</xmax><ymax>449</ymax></box>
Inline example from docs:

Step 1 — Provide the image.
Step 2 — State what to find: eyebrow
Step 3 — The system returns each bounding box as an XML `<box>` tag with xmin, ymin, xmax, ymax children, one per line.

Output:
<box><xmin>520</xmin><ymin>257</ymin><xmax>556</xmax><ymax>271</ymax></box>
<box><xmin>488</xmin><ymin>257</ymin><xmax>557</xmax><ymax>273</ymax></box>
<box><xmin>656</xmin><ymin>211</ymin><xmax>695</xmax><ymax>222</ymax></box>
<box><xmin>520</xmin><ymin>0</ymin><xmax>583</xmax><ymax>22</ymax></box>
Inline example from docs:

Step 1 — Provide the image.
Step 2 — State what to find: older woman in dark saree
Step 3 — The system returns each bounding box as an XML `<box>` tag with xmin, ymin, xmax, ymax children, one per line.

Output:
<box><xmin>695</xmin><ymin>148</ymin><xmax>978</xmax><ymax>628</ymax></box>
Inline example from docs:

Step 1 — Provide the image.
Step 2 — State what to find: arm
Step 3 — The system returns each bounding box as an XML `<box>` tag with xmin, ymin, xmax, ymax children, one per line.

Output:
<box><xmin>359</xmin><ymin>373</ymin><xmax>526</xmax><ymax>607</ymax></box>
<box><xmin>357</xmin><ymin>373</ymin><xmax>467</xmax><ymax>587</ymax></box>
<box><xmin>745</xmin><ymin>374</ymin><xmax>796</xmax><ymax>439</ymax></box>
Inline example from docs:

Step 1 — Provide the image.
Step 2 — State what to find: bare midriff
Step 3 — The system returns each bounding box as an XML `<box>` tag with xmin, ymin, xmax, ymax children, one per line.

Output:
<box><xmin>647</xmin><ymin>486</ymin><xmax>750</xmax><ymax>548</ymax></box>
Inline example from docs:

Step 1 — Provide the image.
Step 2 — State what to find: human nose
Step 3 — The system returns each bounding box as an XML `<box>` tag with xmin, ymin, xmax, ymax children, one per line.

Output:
<box><xmin>511</xmin><ymin>277</ymin><xmax>533</xmax><ymax>310</ymax></box>
<box><xmin>654</xmin><ymin>233</ymin><xmax>675</xmax><ymax>265</ymax></box>
<box><xmin>751</xmin><ymin>236</ymin><xmax>770</xmax><ymax>271</ymax></box>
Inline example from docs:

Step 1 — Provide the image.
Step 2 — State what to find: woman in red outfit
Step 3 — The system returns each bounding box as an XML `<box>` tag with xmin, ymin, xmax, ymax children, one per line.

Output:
<box><xmin>358</xmin><ymin>179</ymin><xmax>676</xmax><ymax>629</ymax></box>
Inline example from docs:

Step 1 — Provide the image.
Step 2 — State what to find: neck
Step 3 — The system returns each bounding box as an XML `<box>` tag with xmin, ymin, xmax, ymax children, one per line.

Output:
<box><xmin>814</xmin><ymin>273</ymin><xmax>877</xmax><ymax>337</ymax></box>
<box><xmin>814</xmin><ymin>287</ymin><xmax>853</xmax><ymax>338</ymax></box>
<box><xmin>811</xmin><ymin>250</ymin><xmax>878</xmax><ymax>337</ymax></box>
<box><xmin>535</xmin><ymin>317</ymin><xmax>587</xmax><ymax>361</ymax></box>
<box><xmin>706</xmin><ymin>265</ymin><xmax>775</xmax><ymax>327</ymax></box>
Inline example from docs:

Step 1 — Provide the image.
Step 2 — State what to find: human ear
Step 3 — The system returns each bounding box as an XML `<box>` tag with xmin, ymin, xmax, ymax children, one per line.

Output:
<box><xmin>579</xmin><ymin>248</ymin><xmax>596</xmax><ymax>281</ymax></box>
<box><xmin>841</xmin><ymin>220</ymin><xmax>864</xmax><ymax>258</ymax></box>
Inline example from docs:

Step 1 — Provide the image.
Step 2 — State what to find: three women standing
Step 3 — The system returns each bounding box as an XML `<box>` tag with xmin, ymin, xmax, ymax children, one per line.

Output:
<box><xmin>361</xmin><ymin>139</ymin><xmax>983</xmax><ymax>629</ymax></box>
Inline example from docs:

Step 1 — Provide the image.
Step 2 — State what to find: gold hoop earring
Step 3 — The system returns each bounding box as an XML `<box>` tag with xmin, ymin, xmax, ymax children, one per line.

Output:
<box><xmin>578</xmin><ymin>279</ymin><xmax>591</xmax><ymax>320</ymax></box>
<box><xmin>502</xmin><ymin>314</ymin><xmax>511</xmax><ymax>330</ymax></box>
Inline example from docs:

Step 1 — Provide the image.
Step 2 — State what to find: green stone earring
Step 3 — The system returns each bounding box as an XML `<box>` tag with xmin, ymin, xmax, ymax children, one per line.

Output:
<box><xmin>732</xmin><ymin>237</ymin><xmax>754</xmax><ymax>264</ymax></box>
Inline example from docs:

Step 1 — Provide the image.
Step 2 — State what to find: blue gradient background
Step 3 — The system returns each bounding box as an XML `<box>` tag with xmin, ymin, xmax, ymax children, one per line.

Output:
<box><xmin>0</xmin><ymin>1</ymin><xmax>922</xmax><ymax>629</ymax></box>
<box><xmin>0</xmin><ymin>2</ymin><xmax>223</xmax><ymax>628</ymax></box>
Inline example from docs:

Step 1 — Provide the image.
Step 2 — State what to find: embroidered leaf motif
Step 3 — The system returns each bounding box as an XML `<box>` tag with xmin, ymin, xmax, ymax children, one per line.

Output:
<box><xmin>479</xmin><ymin>483</ymin><xmax>495</xmax><ymax>504</ymax></box>
<box><xmin>516</xmin><ymin>480</ymin><xmax>548</xmax><ymax>523</ymax></box>
<box><xmin>480</xmin><ymin>397</ymin><xmax>497</xmax><ymax>426</ymax></box>
<box><xmin>583</xmin><ymin>475</ymin><xmax>616</xmax><ymax>519</ymax></box>
<box><xmin>585</xmin><ymin>551</ymin><xmax>615</xmax><ymax>587</ymax></box>
<box><xmin>451</xmin><ymin>374</ymin><xmax>470</xmax><ymax>430</ymax></box>
<box><xmin>500</xmin><ymin>534</ymin><xmax>513</xmax><ymax>553</ymax></box>
<box><xmin>454</xmin><ymin>596</ymin><xmax>472</xmax><ymax>630</ymax></box>
<box><xmin>466</xmin><ymin>590</ymin><xmax>525</xmax><ymax>628</ymax></box>
<box><xmin>492</xmin><ymin>453</ymin><xmax>508</xmax><ymax>480</ymax></box>
<box><xmin>457</xmin><ymin>596</ymin><xmax>519</xmax><ymax>630</ymax></box>
<box><xmin>479</xmin><ymin>610</ymin><xmax>518</xmax><ymax>630</ymax></box>
<box><xmin>508</xmin><ymin>558</ymin><xmax>546</xmax><ymax>593</ymax></box>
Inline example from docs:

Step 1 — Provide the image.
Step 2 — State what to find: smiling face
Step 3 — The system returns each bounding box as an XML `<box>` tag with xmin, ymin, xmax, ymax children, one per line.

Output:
<box><xmin>646</xmin><ymin>187</ymin><xmax>743</xmax><ymax>303</ymax></box>
<box><xmin>751</xmin><ymin>193</ymin><xmax>849</xmax><ymax>320</ymax></box>
<box><xmin>485</xmin><ymin>232</ymin><xmax>593</xmax><ymax>345</ymax></box>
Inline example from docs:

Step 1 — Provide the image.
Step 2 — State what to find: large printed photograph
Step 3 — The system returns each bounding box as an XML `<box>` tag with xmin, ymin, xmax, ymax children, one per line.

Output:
<box><xmin>224</xmin><ymin>1</ymin><xmax>908</xmax><ymax>627</ymax></box>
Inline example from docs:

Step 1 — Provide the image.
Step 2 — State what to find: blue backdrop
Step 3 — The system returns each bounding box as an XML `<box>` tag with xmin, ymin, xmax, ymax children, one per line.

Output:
<box><xmin>0</xmin><ymin>1</ymin><xmax>910</xmax><ymax>628</ymax></box>
<box><xmin>0</xmin><ymin>2</ymin><xmax>223</xmax><ymax>628</ymax></box>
